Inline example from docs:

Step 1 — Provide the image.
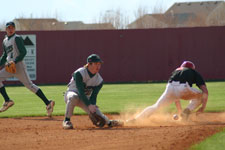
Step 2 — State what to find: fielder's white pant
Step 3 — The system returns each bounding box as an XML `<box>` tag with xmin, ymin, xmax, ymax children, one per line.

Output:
<box><xmin>64</xmin><ymin>91</ymin><xmax>110</xmax><ymax>124</ymax></box>
<box><xmin>135</xmin><ymin>81</ymin><xmax>203</xmax><ymax>120</ymax></box>
<box><xmin>0</xmin><ymin>62</ymin><xmax>39</xmax><ymax>93</ymax></box>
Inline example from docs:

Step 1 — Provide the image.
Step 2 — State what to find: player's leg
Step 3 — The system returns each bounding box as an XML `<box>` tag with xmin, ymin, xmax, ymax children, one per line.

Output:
<box><xmin>15</xmin><ymin>63</ymin><xmax>55</xmax><ymax>116</ymax></box>
<box><xmin>134</xmin><ymin>83</ymin><xmax>175</xmax><ymax>121</ymax></box>
<box><xmin>179</xmin><ymin>84</ymin><xmax>203</xmax><ymax>120</ymax></box>
<box><xmin>178</xmin><ymin>83</ymin><xmax>202</xmax><ymax>100</ymax></box>
<box><xmin>95</xmin><ymin>108</ymin><xmax>123</xmax><ymax>127</ymax></box>
<box><xmin>15</xmin><ymin>64</ymin><xmax>49</xmax><ymax>104</ymax></box>
<box><xmin>185</xmin><ymin>98</ymin><xmax>202</xmax><ymax>112</ymax></box>
<box><xmin>0</xmin><ymin>69</ymin><xmax>15</xmax><ymax>112</ymax></box>
<box><xmin>63</xmin><ymin>91</ymin><xmax>79</xmax><ymax>129</ymax></box>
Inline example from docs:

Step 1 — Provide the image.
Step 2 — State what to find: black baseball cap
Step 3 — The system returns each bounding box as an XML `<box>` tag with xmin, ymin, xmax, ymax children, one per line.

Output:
<box><xmin>87</xmin><ymin>54</ymin><xmax>103</xmax><ymax>63</ymax></box>
<box><xmin>6</xmin><ymin>21</ymin><xmax>15</xmax><ymax>28</ymax></box>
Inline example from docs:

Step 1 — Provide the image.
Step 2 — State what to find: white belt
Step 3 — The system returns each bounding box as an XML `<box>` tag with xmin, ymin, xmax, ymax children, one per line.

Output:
<box><xmin>169</xmin><ymin>81</ymin><xmax>187</xmax><ymax>86</ymax></box>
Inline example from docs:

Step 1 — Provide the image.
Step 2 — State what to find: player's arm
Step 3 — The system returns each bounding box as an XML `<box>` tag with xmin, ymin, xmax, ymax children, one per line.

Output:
<box><xmin>74</xmin><ymin>72</ymin><xmax>91</xmax><ymax>106</ymax></box>
<box><xmin>175</xmin><ymin>100</ymin><xmax>182</xmax><ymax>115</ymax></box>
<box><xmin>89</xmin><ymin>82</ymin><xmax>103</xmax><ymax>105</ymax></box>
<box><xmin>197</xmin><ymin>85</ymin><xmax>208</xmax><ymax>113</ymax></box>
<box><xmin>195</xmin><ymin>71</ymin><xmax>208</xmax><ymax>113</ymax></box>
<box><xmin>0</xmin><ymin>44</ymin><xmax>7</xmax><ymax>66</ymax></box>
<box><xmin>74</xmin><ymin>72</ymin><xmax>97</xmax><ymax>113</ymax></box>
<box><xmin>14</xmin><ymin>36</ymin><xmax>27</xmax><ymax>64</ymax></box>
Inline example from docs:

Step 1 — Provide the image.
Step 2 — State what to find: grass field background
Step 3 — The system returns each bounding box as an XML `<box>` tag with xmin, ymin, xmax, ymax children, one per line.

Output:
<box><xmin>191</xmin><ymin>127</ymin><xmax>225</xmax><ymax>150</ymax></box>
<box><xmin>0</xmin><ymin>81</ymin><xmax>224</xmax><ymax>150</ymax></box>
<box><xmin>0</xmin><ymin>81</ymin><xmax>224</xmax><ymax>117</ymax></box>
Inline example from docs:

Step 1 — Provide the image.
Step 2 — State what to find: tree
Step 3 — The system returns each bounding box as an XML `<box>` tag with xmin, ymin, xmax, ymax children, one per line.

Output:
<box><xmin>97</xmin><ymin>8</ymin><xmax>130</xmax><ymax>29</ymax></box>
<box><xmin>0</xmin><ymin>21</ymin><xmax>6</xmax><ymax>31</ymax></box>
<box><xmin>132</xmin><ymin>2</ymin><xmax>166</xmax><ymax>29</ymax></box>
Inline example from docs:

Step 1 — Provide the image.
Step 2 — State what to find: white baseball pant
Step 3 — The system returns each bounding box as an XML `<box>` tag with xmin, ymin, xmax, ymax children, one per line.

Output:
<box><xmin>0</xmin><ymin>62</ymin><xmax>39</xmax><ymax>93</ymax></box>
<box><xmin>64</xmin><ymin>90</ymin><xmax>110</xmax><ymax>124</ymax></box>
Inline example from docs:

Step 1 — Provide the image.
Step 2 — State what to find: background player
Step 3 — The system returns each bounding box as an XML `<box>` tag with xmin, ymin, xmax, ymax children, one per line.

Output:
<box><xmin>0</xmin><ymin>21</ymin><xmax>55</xmax><ymax>117</ymax></box>
<box><xmin>63</xmin><ymin>54</ymin><xmax>123</xmax><ymax>129</ymax></box>
<box><xmin>127</xmin><ymin>61</ymin><xmax>208</xmax><ymax>123</ymax></box>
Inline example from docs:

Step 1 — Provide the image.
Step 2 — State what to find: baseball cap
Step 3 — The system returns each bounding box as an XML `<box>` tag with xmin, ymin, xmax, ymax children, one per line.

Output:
<box><xmin>180</xmin><ymin>61</ymin><xmax>195</xmax><ymax>69</ymax></box>
<box><xmin>87</xmin><ymin>54</ymin><xmax>103</xmax><ymax>63</ymax></box>
<box><xmin>6</xmin><ymin>21</ymin><xmax>15</xmax><ymax>28</ymax></box>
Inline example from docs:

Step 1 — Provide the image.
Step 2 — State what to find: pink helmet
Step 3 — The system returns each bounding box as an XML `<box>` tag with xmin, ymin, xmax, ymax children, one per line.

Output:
<box><xmin>180</xmin><ymin>61</ymin><xmax>195</xmax><ymax>69</ymax></box>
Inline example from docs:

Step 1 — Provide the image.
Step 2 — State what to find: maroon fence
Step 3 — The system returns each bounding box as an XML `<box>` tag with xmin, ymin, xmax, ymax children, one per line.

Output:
<box><xmin>0</xmin><ymin>26</ymin><xmax>225</xmax><ymax>84</ymax></box>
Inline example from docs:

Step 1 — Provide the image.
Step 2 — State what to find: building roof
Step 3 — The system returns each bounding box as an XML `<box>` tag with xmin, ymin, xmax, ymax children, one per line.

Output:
<box><xmin>165</xmin><ymin>1</ymin><xmax>223</xmax><ymax>17</ymax></box>
<box><xmin>128</xmin><ymin>1</ymin><xmax>225</xmax><ymax>28</ymax></box>
<box><xmin>13</xmin><ymin>18</ymin><xmax>115</xmax><ymax>30</ymax></box>
<box><xmin>63</xmin><ymin>22</ymin><xmax>115</xmax><ymax>30</ymax></box>
<box><xmin>128</xmin><ymin>14</ymin><xmax>168</xmax><ymax>28</ymax></box>
<box><xmin>14</xmin><ymin>18</ymin><xmax>60</xmax><ymax>30</ymax></box>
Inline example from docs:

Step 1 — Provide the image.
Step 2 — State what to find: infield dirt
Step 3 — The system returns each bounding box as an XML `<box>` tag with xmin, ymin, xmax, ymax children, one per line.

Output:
<box><xmin>0</xmin><ymin>112</ymin><xmax>225</xmax><ymax>150</ymax></box>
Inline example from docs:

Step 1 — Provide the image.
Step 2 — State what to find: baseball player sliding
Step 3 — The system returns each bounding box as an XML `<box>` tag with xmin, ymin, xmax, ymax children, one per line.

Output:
<box><xmin>63</xmin><ymin>54</ymin><xmax>123</xmax><ymax>129</ymax></box>
<box><xmin>0</xmin><ymin>21</ymin><xmax>55</xmax><ymax>117</ymax></box>
<box><xmin>127</xmin><ymin>61</ymin><xmax>208</xmax><ymax>123</ymax></box>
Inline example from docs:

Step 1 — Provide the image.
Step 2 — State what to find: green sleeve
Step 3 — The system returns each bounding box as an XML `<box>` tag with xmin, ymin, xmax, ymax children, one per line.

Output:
<box><xmin>74</xmin><ymin>72</ymin><xmax>91</xmax><ymax>106</ymax></box>
<box><xmin>14</xmin><ymin>36</ymin><xmax>27</xmax><ymax>63</ymax></box>
<box><xmin>0</xmin><ymin>44</ymin><xmax>7</xmax><ymax>66</ymax></box>
<box><xmin>89</xmin><ymin>82</ymin><xmax>103</xmax><ymax>105</ymax></box>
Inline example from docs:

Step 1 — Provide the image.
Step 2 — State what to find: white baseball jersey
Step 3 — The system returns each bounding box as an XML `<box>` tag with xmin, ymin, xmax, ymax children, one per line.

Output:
<box><xmin>3</xmin><ymin>34</ymin><xmax>25</xmax><ymax>64</ymax></box>
<box><xmin>0</xmin><ymin>34</ymin><xmax>39</xmax><ymax>93</ymax></box>
<box><xmin>67</xmin><ymin>67</ymin><xmax>103</xmax><ymax>97</ymax></box>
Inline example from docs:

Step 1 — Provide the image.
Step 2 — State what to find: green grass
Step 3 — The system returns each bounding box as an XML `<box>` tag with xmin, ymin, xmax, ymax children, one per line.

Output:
<box><xmin>190</xmin><ymin>128</ymin><xmax>225</xmax><ymax>150</ymax></box>
<box><xmin>0</xmin><ymin>81</ymin><xmax>224</xmax><ymax>118</ymax></box>
<box><xmin>0</xmin><ymin>85</ymin><xmax>67</xmax><ymax>117</ymax></box>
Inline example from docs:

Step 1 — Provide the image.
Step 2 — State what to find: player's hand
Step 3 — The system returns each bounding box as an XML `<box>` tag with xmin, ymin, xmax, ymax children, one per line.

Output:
<box><xmin>196</xmin><ymin>107</ymin><xmax>204</xmax><ymax>115</ymax></box>
<box><xmin>88</xmin><ymin>104</ymin><xmax>97</xmax><ymax>113</ymax></box>
<box><xmin>5</xmin><ymin>61</ymin><xmax>16</xmax><ymax>74</ymax></box>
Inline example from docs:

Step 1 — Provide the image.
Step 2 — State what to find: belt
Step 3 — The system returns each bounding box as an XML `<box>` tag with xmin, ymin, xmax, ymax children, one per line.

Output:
<box><xmin>169</xmin><ymin>80</ymin><xmax>186</xmax><ymax>84</ymax></box>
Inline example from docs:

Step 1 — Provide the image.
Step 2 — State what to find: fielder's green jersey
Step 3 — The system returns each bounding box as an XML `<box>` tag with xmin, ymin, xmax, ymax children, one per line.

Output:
<box><xmin>67</xmin><ymin>67</ymin><xmax>103</xmax><ymax>106</ymax></box>
<box><xmin>0</xmin><ymin>33</ymin><xmax>27</xmax><ymax>66</ymax></box>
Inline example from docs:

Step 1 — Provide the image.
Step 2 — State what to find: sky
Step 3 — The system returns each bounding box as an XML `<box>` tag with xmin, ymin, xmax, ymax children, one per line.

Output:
<box><xmin>0</xmin><ymin>0</ymin><xmax>223</xmax><ymax>24</ymax></box>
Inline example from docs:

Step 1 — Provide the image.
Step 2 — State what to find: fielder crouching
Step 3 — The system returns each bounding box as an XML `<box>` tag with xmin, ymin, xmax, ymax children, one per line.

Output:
<box><xmin>63</xmin><ymin>54</ymin><xmax>123</xmax><ymax>129</ymax></box>
<box><xmin>127</xmin><ymin>61</ymin><xmax>208</xmax><ymax>123</ymax></box>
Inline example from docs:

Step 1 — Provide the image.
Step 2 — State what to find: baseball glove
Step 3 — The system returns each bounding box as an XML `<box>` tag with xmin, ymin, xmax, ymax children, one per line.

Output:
<box><xmin>5</xmin><ymin>61</ymin><xmax>16</xmax><ymax>74</ymax></box>
<box><xmin>89</xmin><ymin>112</ymin><xmax>106</xmax><ymax>128</ymax></box>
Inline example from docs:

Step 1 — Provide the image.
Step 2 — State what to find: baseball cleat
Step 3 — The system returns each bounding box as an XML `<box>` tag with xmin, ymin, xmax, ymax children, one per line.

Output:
<box><xmin>0</xmin><ymin>100</ymin><xmax>14</xmax><ymax>112</ymax></box>
<box><xmin>62</xmin><ymin>121</ymin><xmax>73</xmax><ymax>129</ymax></box>
<box><xmin>46</xmin><ymin>100</ymin><xmax>55</xmax><ymax>117</ymax></box>
<box><xmin>181</xmin><ymin>108</ymin><xmax>191</xmax><ymax>121</ymax></box>
<box><xmin>108</xmin><ymin>120</ymin><xmax>124</xmax><ymax>127</ymax></box>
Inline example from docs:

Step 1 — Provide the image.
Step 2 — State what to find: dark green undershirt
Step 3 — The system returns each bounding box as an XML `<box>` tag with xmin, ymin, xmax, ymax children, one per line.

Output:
<box><xmin>14</xmin><ymin>35</ymin><xmax>27</xmax><ymax>63</ymax></box>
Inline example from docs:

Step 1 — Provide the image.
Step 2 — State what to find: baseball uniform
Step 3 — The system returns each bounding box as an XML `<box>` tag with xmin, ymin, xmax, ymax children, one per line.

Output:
<box><xmin>63</xmin><ymin>54</ymin><xmax>123</xmax><ymax>129</ymax></box>
<box><xmin>0</xmin><ymin>21</ymin><xmax>54</xmax><ymax>116</ymax></box>
<box><xmin>134</xmin><ymin>62</ymin><xmax>207</xmax><ymax>121</ymax></box>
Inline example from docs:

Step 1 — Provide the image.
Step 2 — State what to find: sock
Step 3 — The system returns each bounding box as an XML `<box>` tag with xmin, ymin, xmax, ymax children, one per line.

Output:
<box><xmin>36</xmin><ymin>89</ymin><xmax>49</xmax><ymax>105</ymax></box>
<box><xmin>65</xmin><ymin>117</ymin><xmax>70</xmax><ymax>121</ymax></box>
<box><xmin>0</xmin><ymin>86</ymin><xmax>10</xmax><ymax>102</ymax></box>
